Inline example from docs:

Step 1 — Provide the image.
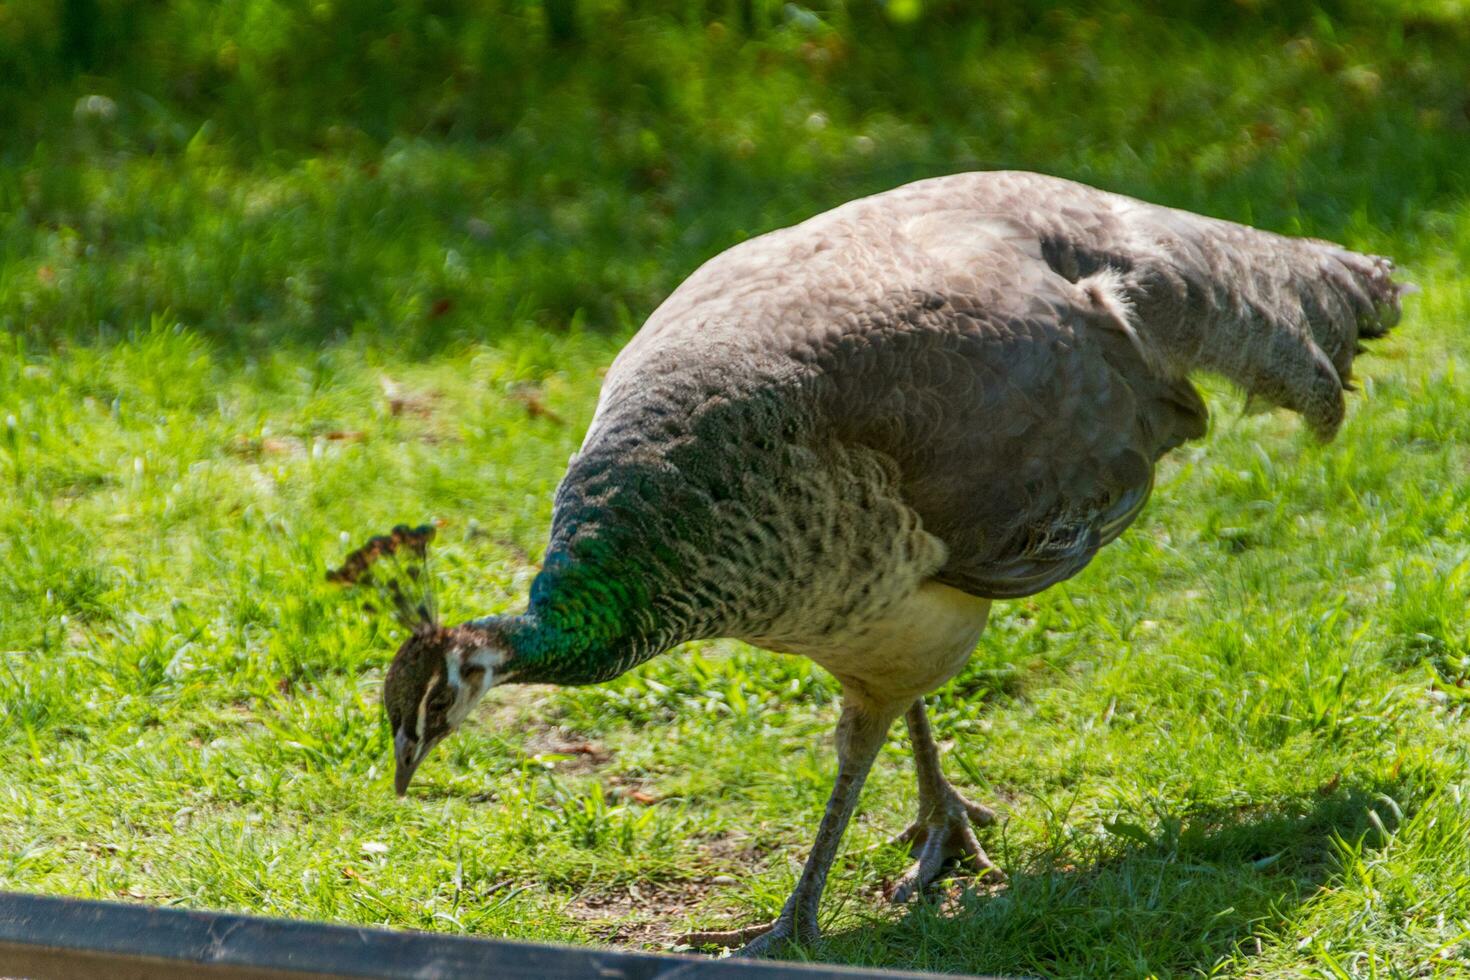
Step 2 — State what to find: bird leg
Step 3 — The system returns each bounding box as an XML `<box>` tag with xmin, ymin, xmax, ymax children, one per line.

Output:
<box><xmin>678</xmin><ymin>697</ymin><xmax>897</xmax><ymax>957</ymax></box>
<box><xmin>887</xmin><ymin>698</ymin><xmax>1002</xmax><ymax>904</ymax></box>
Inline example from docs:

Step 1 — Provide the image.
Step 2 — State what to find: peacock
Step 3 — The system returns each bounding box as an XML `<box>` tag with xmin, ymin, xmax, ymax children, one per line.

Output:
<box><xmin>330</xmin><ymin>171</ymin><xmax>1409</xmax><ymax>956</ymax></box>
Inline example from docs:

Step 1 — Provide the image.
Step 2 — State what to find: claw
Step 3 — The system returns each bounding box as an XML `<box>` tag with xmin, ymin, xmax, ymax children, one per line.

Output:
<box><xmin>963</xmin><ymin>798</ymin><xmax>999</xmax><ymax>826</ymax></box>
<box><xmin>737</xmin><ymin>922</ymin><xmax>795</xmax><ymax>959</ymax></box>
<box><xmin>888</xmin><ymin>821</ymin><xmax>1003</xmax><ymax>903</ymax></box>
<box><xmin>885</xmin><ymin>788</ymin><xmax>1004</xmax><ymax>904</ymax></box>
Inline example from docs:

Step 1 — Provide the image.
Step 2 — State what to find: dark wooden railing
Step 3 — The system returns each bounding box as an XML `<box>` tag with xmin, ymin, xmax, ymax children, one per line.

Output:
<box><xmin>0</xmin><ymin>891</ymin><xmax>983</xmax><ymax>979</ymax></box>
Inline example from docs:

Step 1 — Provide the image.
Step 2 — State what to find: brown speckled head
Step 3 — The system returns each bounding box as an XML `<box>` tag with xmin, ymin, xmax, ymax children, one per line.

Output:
<box><xmin>382</xmin><ymin>626</ymin><xmax>454</xmax><ymax>793</ymax></box>
<box><xmin>382</xmin><ymin>628</ymin><xmax>451</xmax><ymax>739</ymax></box>
<box><xmin>330</xmin><ymin>522</ymin><xmax>496</xmax><ymax>794</ymax></box>
<box><xmin>381</xmin><ymin>623</ymin><xmax>505</xmax><ymax>794</ymax></box>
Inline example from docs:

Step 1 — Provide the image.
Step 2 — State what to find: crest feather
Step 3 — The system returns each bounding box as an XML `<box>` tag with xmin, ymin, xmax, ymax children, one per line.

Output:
<box><xmin>328</xmin><ymin>522</ymin><xmax>443</xmax><ymax>632</ymax></box>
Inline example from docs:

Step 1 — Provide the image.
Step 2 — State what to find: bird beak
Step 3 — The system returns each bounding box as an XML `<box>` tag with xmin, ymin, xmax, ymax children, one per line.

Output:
<box><xmin>394</xmin><ymin>755</ymin><xmax>420</xmax><ymax>797</ymax></box>
<box><xmin>393</xmin><ymin>727</ymin><xmax>420</xmax><ymax>797</ymax></box>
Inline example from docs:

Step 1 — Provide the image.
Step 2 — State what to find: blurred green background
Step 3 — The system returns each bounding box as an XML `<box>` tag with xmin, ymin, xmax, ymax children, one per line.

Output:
<box><xmin>4</xmin><ymin>0</ymin><xmax>1468</xmax><ymax>352</ymax></box>
<box><xmin>4</xmin><ymin>3</ymin><xmax>1470</xmax><ymax>977</ymax></box>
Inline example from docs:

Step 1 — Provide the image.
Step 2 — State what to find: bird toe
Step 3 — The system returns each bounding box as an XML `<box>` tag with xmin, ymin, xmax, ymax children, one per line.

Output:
<box><xmin>678</xmin><ymin>916</ymin><xmax>818</xmax><ymax>957</ymax></box>
<box><xmin>886</xmin><ymin>797</ymin><xmax>1005</xmax><ymax>904</ymax></box>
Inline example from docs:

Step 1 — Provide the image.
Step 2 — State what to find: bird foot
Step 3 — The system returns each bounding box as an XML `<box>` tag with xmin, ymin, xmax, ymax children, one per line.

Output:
<box><xmin>889</xmin><ymin>790</ymin><xmax>997</xmax><ymax>846</ymax></box>
<box><xmin>887</xmin><ymin>787</ymin><xmax>1003</xmax><ymax>904</ymax></box>
<box><xmin>677</xmin><ymin>914</ymin><xmax>817</xmax><ymax>957</ymax></box>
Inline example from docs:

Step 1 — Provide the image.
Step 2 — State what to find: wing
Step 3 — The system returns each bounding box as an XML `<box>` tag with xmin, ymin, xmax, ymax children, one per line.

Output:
<box><xmin>864</xmin><ymin>172</ymin><xmax>1406</xmax><ymax>438</ymax></box>
<box><xmin>593</xmin><ymin>171</ymin><xmax>1405</xmax><ymax>600</ymax></box>
<box><xmin>812</xmin><ymin>208</ymin><xmax>1207</xmax><ymax>598</ymax></box>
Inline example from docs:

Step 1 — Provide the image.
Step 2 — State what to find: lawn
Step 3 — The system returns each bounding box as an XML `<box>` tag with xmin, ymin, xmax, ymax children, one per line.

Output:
<box><xmin>3</xmin><ymin>2</ymin><xmax>1470</xmax><ymax>977</ymax></box>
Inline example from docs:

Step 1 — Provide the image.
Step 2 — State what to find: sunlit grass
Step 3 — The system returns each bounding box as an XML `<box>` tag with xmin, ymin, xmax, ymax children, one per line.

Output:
<box><xmin>3</xmin><ymin>2</ymin><xmax>1470</xmax><ymax>977</ymax></box>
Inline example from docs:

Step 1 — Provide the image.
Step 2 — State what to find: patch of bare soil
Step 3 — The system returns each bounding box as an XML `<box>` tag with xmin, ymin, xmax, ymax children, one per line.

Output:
<box><xmin>522</xmin><ymin>730</ymin><xmax>612</xmax><ymax>775</ymax></box>
<box><xmin>561</xmin><ymin>877</ymin><xmax>748</xmax><ymax>949</ymax></box>
<box><xmin>469</xmin><ymin>686</ymin><xmax>620</xmax><ymax>779</ymax></box>
<box><xmin>688</xmin><ymin>829</ymin><xmax>772</xmax><ymax>866</ymax></box>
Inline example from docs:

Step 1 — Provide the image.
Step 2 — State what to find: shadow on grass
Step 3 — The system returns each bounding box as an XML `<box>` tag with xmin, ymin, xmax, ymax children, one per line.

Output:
<box><xmin>812</xmin><ymin>782</ymin><xmax>1408</xmax><ymax>978</ymax></box>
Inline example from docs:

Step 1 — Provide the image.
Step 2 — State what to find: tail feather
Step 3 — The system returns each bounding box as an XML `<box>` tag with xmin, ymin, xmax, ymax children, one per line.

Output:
<box><xmin>908</xmin><ymin>172</ymin><xmax>1409</xmax><ymax>440</ymax></box>
<box><xmin>1106</xmin><ymin>205</ymin><xmax>1411</xmax><ymax>440</ymax></box>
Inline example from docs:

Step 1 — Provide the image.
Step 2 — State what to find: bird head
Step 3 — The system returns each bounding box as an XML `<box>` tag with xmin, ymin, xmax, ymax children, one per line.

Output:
<box><xmin>382</xmin><ymin>621</ymin><xmax>508</xmax><ymax>794</ymax></box>
<box><xmin>328</xmin><ymin>522</ymin><xmax>509</xmax><ymax>796</ymax></box>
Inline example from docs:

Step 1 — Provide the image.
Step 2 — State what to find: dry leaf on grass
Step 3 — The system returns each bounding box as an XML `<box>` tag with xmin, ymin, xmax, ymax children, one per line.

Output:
<box><xmin>380</xmin><ymin>376</ymin><xmax>438</xmax><ymax>418</ymax></box>
<box><xmin>508</xmin><ymin>383</ymin><xmax>565</xmax><ymax>425</ymax></box>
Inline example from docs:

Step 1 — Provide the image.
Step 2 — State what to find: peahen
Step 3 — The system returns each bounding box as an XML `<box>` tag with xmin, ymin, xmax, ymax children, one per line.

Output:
<box><xmin>331</xmin><ymin>172</ymin><xmax>1409</xmax><ymax>956</ymax></box>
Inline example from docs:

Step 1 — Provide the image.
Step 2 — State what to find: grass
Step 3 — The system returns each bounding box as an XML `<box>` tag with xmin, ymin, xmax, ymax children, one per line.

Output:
<box><xmin>3</xmin><ymin>1</ymin><xmax>1470</xmax><ymax>976</ymax></box>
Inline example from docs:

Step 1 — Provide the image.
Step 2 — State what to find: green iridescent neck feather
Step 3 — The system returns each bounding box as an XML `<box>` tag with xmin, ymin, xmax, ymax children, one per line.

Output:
<box><xmin>501</xmin><ymin>552</ymin><xmax>671</xmax><ymax>686</ymax></box>
<box><xmin>495</xmin><ymin>443</ymin><xmax>709</xmax><ymax>686</ymax></box>
<box><xmin>492</xmin><ymin>378</ymin><xmax>827</xmax><ymax>686</ymax></box>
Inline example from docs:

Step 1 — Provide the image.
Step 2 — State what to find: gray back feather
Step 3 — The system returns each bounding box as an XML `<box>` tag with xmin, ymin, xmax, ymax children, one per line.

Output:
<box><xmin>569</xmin><ymin>171</ymin><xmax>1406</xmax><ymax>615</ymax></box>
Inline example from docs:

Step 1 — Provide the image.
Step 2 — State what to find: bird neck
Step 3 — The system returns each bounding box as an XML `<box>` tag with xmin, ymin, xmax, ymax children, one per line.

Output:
<box><xmin>489</xmin><ymin>556</ymin><xmax>674</xmax><ymax>686</ymax></box>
